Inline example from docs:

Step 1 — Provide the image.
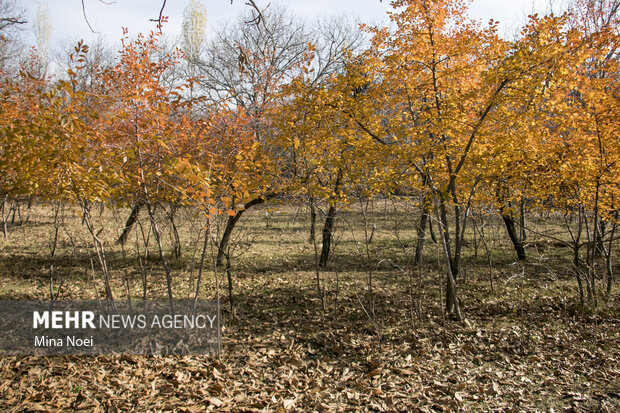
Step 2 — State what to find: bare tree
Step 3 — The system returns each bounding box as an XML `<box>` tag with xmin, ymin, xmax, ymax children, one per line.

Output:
<box><xmin>195</xmin><ymin>6</ymin><xmax>368</xmax><ymax>267</ymax></box>
<box><xmin>52</xmin><ymin>35</ymin><xmax>114</xmax><ymax>87</ymax></box>
<box><xmin>309</xmin><ymin>14</ymin><xmax>366</xmax><ymax>83</ymax></box>
<box><xmin>195</xmin><ymin>5</ymin><xmax>310</xmax><ymax>266</ymax></box>
<box><xmin>0</xmin><ymin>0</ymin><xmax>26</xmax><ymax>72</ymax></box>
<box><xmin>196</xmin><ymin>4</ymin><xmax>309</xmax><ymax>108</ymax></box>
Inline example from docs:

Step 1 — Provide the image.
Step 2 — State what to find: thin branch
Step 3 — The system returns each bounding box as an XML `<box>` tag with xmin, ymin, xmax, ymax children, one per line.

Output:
<box><xmin>0</xmin><ymin>17</ymin><xmax>27</xmax><ymax>25</ymax></box>
<box><xmin>356</xmin><ymin>120</ymin><xmax>390</xmax><ymax>146</ymax></box>
<box><xmin>149</xmin><ymin>0</ymin><xmax>168</xmax><ymax>33</ymax></box>
<box><xmin>81</xmin><ymin>0</ymin><xmax>98</xmax><ymax>33</ymax></box>
<box><xmin>452</xmin><ymin>78</ymin><xmax>510</xmax><ymax>179</ymax></box>
<box><xmin>245</xmin><ymin>0</ymin><xmax>267</xmax><ymax>26</ymax></box>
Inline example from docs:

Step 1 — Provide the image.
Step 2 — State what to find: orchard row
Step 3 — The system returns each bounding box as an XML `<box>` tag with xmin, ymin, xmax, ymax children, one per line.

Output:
<box><xmin>0</xmin><ymin>0</ymin><xmax>617</xmax><ymax>315</ymax></box>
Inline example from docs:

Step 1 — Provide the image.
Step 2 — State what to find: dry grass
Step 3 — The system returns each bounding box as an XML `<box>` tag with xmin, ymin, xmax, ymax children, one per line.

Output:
<box><xmin>0</xmin><ymin>200</ymin><xmax>618</xmax><ymax>411</ymax></box>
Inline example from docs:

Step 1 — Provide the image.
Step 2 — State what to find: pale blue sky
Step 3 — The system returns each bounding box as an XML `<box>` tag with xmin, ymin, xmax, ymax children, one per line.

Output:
<box><xmin>19</xmin><ymin>0</ymin><xmax>545</xmax><ymax>49</ymax></box>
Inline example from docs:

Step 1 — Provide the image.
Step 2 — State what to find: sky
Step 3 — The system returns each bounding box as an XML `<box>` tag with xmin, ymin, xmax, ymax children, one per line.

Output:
<box><xmin>17</xmin><ymin>0</ymin><xmax>546</xmax><ymax>51</ymax></box>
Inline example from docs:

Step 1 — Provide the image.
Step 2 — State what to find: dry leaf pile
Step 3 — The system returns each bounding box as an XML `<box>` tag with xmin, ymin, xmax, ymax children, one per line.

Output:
<box><xmin>1</xmin><ymin>271</ymin><xmax>618</xmax><ymax>412</ymax></box>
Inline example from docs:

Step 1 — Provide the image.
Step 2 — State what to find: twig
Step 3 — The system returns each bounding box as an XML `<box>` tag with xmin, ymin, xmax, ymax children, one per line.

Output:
<box><xmin>81</xmin><ymin>0</ymin><xmax>98</xmax><ymax>33</ymax></box>
<box><xmin>149</xmin><ymin>0</ymin><xmax>168</xmax><ymax>33</ymax></box>
<box><xmin>244</xmin><ymin>0</ymin><xmax>271</xmax><ymax>33</ymax></box>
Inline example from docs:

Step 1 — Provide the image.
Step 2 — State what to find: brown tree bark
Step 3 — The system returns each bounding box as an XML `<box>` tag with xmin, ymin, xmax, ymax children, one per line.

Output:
<box><xmin>414</xmin><ymin>194</ymin><xmax>432</xmax><ymax>266</ymax></box>
<box><xmin>318</xmin><ymin>169</ymin><xmax>343</xmax><ymax>268</ymax></box>
<box><xmin>216</xmin><ymin>197</ymin><xmax>266</xmax><ymax>267</ymax></box>
<box><xmin>117</xmin><ymin>201</ymin><xmax>144</xmax><ymax>245</ymax></box>
<box><xmin>319</xmin><ymin>204</ymin><xmax>337</xmax><ymax>268</ymax></box>
<box><xmin>500</xmin><ymin>209</ymin><xmax>527</xmax><ymax>261</ymax></box>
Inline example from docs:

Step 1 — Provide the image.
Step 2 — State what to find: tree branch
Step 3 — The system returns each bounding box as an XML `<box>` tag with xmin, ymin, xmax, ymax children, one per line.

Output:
<box><xmin>452</xmin><ymin>78</ymin><xmax>510</xmax><ymax>180</ymax></box>
<box><xmin>356</xmin><ymin>120</ymin><xmax>390</xmax><ymax>146</ymax></box>
<box><xmin>81</xmin><ymin>0</ymin><xmax>97</xmax><ymax>33</ymax></box>
<box><xmin>0</xmin><ymin>17</ymin><xmax>26</xmax><ymax>25</ymax></box>
<box><xmin>149</xmin><ymin>0</ymin><xmax>168</xmax><ymax>33</ymax></box>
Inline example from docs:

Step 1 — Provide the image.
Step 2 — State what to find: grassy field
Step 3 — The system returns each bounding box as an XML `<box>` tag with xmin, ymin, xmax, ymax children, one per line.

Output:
<box><xmin>0</xmin><ymin>201</ymin><xmax>618</xmax><ymax>412</ymax></box>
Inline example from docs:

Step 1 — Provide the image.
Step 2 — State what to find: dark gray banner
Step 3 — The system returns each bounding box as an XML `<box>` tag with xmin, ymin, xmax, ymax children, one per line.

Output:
<box><xmin>0</xmin><ymin>300</ymin><xmax>221</xmax><ymax>355</ymax></box>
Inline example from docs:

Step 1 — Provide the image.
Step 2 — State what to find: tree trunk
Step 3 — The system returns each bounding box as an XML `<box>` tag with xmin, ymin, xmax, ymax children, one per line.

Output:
<box><xmin>194</xmin><ymin>222</ymin><xmax>209</xmax><ymax>301</ymax></box>
<box><xmin>414</xmin><ymin>195</ymin><xmax>431</xmax><ymax>266</ymax></box>
<box><xmin>309</xmin><ymin>197</ymin><xmax>317</xmax><ymax>244</ymax></box>
<box><xmin>81</xmin><ymin>201</ymin><xmax>114</xmax><ymax>302</ymax></box>
<box><xmin>319</xmin><ymin>170</ymin><xmax>343</xmax><ymax>268</ymax></box>
<box><xmin>499</xmin><ymin>208</ymin><xmax>526</xmax><ymax>261</ymax></box>
<box><xmin>168</xmin><ymin>204</ymin><xmax>182</xmax><ymax>260</ymax></box>
<box><xmin>319</xmin><ymin>204</ymin><xmax>337</xmax><ymax>268</ymax></box>
<box><xmin>435</xmin><ymin>198</ymin><xmax>461</xmax><ymax>320</ymax></box>
<box><xmin>216</xmin><ymin>197</ymin><xmax>266</xmax><ymax>267</ymax></box>
<box><xmin>117</xmin><ymin>201</ymin><xmax>143</xmax><ymax>245</ymax></box>
<box><xmin>428</xmin><ymin>211</ymin><xmax>437</xmax><ymax>243</ymax></box>
<box><xmin>146</xmin><ymin>201</ymin><xmax>175</xmax><ymax>312</ymax></box>
<box><xmin>472</xmin><ymin>212</ymin><xmax>494</xmax><ymax>293</ymax></box>
<box><xmin>605</xmin><ymin>218</ymin><xmax>616</xmax><ymax>301</ymax></box>
<box><xmin>1</xmin><ymin>194</ymin><xmax>8</xmax><ymax>238</ymax></box>
<box><xmin>595</xmin><ymin>220</ymin><xmax>606</xmax><ymax>258</ymax></box>
<box><xmin>519</xmin><ymin>198</ymin><xmax>527</xmax><ymax>242</ymax></box>
<box><xmin>226</xmin><ymin>249</ymin><xmax>234</xmax><ymax>315</ymax></box>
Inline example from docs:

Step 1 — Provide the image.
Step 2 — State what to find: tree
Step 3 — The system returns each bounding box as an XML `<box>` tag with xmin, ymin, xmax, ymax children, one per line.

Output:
<box><xmin>34</xmin><ymin>1</ymin><xmax>52</xmax><ymax>70</ymax></box>
<box><xmin>0</xmin><ymin>0</ymin><xmax>26</xmax><ymax>72</ymax></box>
<box><xmin>272</xmin><ymin>16</ymin><xmax>368</xmax><ymax>269</ymax></box>
<box><xmin>194</xmin><ymin>5</ymin><xmax>309</xmax><ymax>266</ymax></box>
<box><xmin>332</xmin><ymin>0</ymin><xmax>575</xmax><ymax>318</ymax></box>
<box><xmin>182</xmin><ymin>0</ymin><xmax>207</xmax><ymax>65</ymax></box>
<box><xmin>526</xmin><ymin>0</ymin><xmax>619</xmax><ymax>304</ymax></box>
